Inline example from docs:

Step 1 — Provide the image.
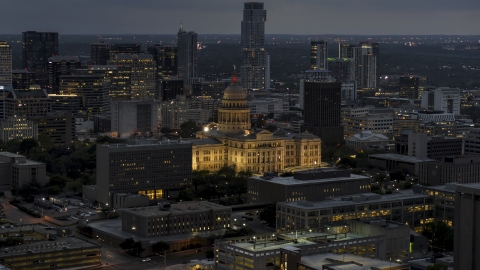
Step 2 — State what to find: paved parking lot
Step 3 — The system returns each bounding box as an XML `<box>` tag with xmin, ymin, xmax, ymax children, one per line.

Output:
<box><xmin>231</xmin><ymin>210</ymin><xmax>275</xmax><ymax>234</ymax></box>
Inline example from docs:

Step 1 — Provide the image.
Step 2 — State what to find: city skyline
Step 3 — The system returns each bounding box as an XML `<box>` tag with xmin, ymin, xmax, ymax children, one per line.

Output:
<box><xmin>0</xmin><ymin>0</ymin><xmax>478</xmax><ymax>35</ymax></box>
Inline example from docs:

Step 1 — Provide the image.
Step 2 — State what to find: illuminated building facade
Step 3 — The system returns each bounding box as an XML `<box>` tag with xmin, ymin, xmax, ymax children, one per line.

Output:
<box><xmin>193</xmin><ymin>72</ymin><xmax>321</xmax><ymax>173</ymax></box>
<box><xmin>121</xmin><ymin>201</ymin><xmax>231</xmax><ymax>237</ymax></box>
<box><xmin>4</xmin><ymin>89</ymin><xmax>52</xmax><ymax>118</ymax></box>
<box><xmin>0</xmin><ymin>116</ymin><xmax>38</xmax><ymax>142</ymax></box>
<box><xmin>241</xmin><ymin>2</ymin><xmax>267</xmax><ymax>90</ymax></box>
<box><xmin>310</xmin><ymin>40</ymin><xmax>328</xmax><ymax>70</ymax></box>
<box><xmin>47</xmin><ymin>56</ymin><xmax>82</xmax><ymax>94</ymax></box>
<box><xmin>12</xmin><ymin>70</ymin><xmax>35</xmax><ymax>90</ymax></box>
<box><xmin>108</xmin><ymin>54</ymin><xmax>156</xmax><ymax>100</ymax></box>
<box><xmin>81</xmin><ymin>65</ymin><xmax>132</xmax><ymax>100</ymax></box>
<box><xmin>30</xmin><ymin>111</ymin><xmax>76</xmax><ymax>145</ymax></box>
<box><xmin>96</xmin><ymin>139</ymin><xmax>192</xmax><ymax>206</ymax></box>
<box><xmin>399</xmin><ymin>75</ymin><xmax>426</xmax><ymax>99</ymax></box>
<box><xmin>90</xmin><ymin>41</ymin><xmax>109</xmax><ymax>65</ymax></box>
<box><xmin>0</xmin><ymin>41</ymin><xmax>12</xmax><ymax>87</ymax></box>
<box><xmin>59</xmin><ymin>74</ymin><xmax>109</xmax><ymax>119</ymax></box>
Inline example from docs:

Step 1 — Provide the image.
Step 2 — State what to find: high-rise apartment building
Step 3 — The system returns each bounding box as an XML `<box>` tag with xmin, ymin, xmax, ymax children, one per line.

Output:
<box><xmin>22</xmin><ymin>31</ymin><xmax>59</xmax><ymax>77</ymax></box>
<box><xmin>96</xmin><ymin>139</ymin><xmax>192</xmax><ymax>205</ymax></box>
<box><xmin>108</xmin><ymin>54</ymin><xmax>156</xmax><ymax>100</ymax></box>
<box><xmin>0</xmin><ymin>41</ymin><xmax>12</xmax><ymax>87</ymax></box>
<box><xmin>399</xmin><ymin>75</ymin><xmax>426</xmax><ymax>99</ymax></box>
<box><xmin>310</xmin><ymin>40</ymin><xmax>328</xmax><ymax>70</ymax></box>
<box><xmin>59</xmin><ymin>74</ymin><xmax>109</xmax><ymax>119</ymax></box>
<box><xmin>327</xmin><ymin>58</ymin><xmax>355</xmax><ymax>82</ymax></box>
<box><xmin>301</xmin><ymin>81</ymin><xmax>343</xmax><ymax>143</ymax></box>
<box><xmin>47</xmin><ymin>56</ymin><xmax>82</xmax><ymax>94</ymax></box>
<box><xmin>240</xmin><ymin>2</ymin><xmax>267</xmax><ymax>90</ymax></box>
<box><xmin>421</xmin><ymin>87</ymin><xmax>460</xmax><ymax>115</ymax></box>
<box><xmin>160</xmin><ymin>95</ymin><xmax>187</xmax><ymax>130</ymax></box>
<box><xmin>341</xmin><ymin>41</ymin><xmax>379</xmax><ymax>90</ymax></box>
<box><xmin>90</xmin><ymin>41</ymin><xmax>109</xmax><ymax>65</ymax></box>
<box><xmin>177</xmin><ymin>25</ymin><xmax>197</xmax><ymax>86</ymax></box>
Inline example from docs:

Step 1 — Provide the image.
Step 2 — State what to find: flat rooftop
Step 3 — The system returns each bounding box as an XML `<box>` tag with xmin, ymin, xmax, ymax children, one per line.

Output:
<box><xmin>369</xmin><ymin>153</ymin><xmax>435</xmax><ymax>163</ymax></box>
<box><xmin>249</xmin><ymin>173</ymin><xmax>368</xmax><ymax>186</ymax></box>
<box><xmin>100</xmin><ymin>140</ymin><xmax>191</xmax><ymax>149</ymax></box>
<box><xmin>121</xmin><ymin>201</ymin><xmax>231</xmax><ymax>218</ymax></box>
<box><xmin>0</xmin><ymin>236</ymin><xmax>97</xmax><ymax>259</ymax></box>
<box><xmin>278</xmin><ymin>190</ymin><xmax>429</xmax><ymax>210</ymax></box>
<box><xmin>0</xmin><ymin>152</ymin><xmax>24</xmax><ymax>158</ymax></box>
<box><xmin>300</xmin><ymin>253</ymin><xmax>406</xmax><ymax>269</ymax></box>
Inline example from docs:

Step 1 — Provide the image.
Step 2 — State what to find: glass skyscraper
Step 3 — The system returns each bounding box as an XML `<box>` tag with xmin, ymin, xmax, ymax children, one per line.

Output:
<box><xmin>241</xmin><ymin>2</ymin><xmax>267</xmax><ymax>90</ymax></box>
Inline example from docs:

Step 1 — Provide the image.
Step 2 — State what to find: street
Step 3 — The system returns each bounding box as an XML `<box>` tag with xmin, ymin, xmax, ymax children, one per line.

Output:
<box><xmin>1</xmin><ymin>201</ymin><xmax>43</xmax><ymax>225</ymax></box>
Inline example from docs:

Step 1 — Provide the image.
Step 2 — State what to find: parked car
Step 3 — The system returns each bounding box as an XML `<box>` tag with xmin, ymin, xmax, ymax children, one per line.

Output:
<box><xmin>142</xmin><ymin>258</ymin><xmax>151</xmax><ymax>262</ymax></box>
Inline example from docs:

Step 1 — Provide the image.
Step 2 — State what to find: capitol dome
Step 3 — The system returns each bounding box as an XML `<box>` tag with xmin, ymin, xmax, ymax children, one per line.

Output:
<box><xmin>223</xmin><ymin>72</ymin><xmax>246</xmax><ymax>100</ymax></box>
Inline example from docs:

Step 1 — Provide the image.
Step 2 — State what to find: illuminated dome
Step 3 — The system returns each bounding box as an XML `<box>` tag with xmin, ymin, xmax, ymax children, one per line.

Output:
<box><xmin>223</xmin><ymin>72</ymin><xmax>247</xmax><ymax>100</ymax></box>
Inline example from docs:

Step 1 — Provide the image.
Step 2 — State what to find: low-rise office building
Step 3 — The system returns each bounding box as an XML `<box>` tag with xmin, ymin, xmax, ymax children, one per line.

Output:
<box><xmin>247</xmin><ymin>169</ymin><xmax>371</xmax><ymax>204</ymax></box>
<box><xmin>0</xmin><ymin>235</ymin><xmax>101</xmax><ymax>270</ymax></box>
<box><xmin>368</xmin><ymin>153</ymin><xmax>434</xmax><ymax>175</ymax></box>
<box><xmin>345</xmin><ymin>130</ymin><xmax>390</xmax><ymax>150</ymax></box>
<box><xmin>0</xmin><ymin>152</ymin><xmax>47</xmax><ymax>187</ymax></box>
<box><xmin>394</xmin><ymin>133</ymin><xmax>462</xmax><ymax>160</ymax></box>
<box><xmin>96</xmin><ymin>139</ymin><xmax>192</xmax><ymax>206</ymax></box>
<box><xmin>215</xmin><ymin>219</ymin><xmax>411</xmax><ymax>270</ymax></box>
<box><xmin>277</xmin><ymin>191</ymin><xmax>434</xmax><ymax>232</ymax></box>
<box><xmin>30</xmin><ymin>112</ymin><xmax>76</xmax><ymax>145</ymax></box>
<box><xmin>418</xmin><ymin>155</ymin><xmax>480</xmax><ymax>185</ymax></box>
<box><xmin>112</xmin><ymin>193</ymin><xmax>149</xmax><ymax>209</ymax></box>
<box><xmin>121</xmin><ymin>201</ymin><xmax>231</xmax><ymax>237</ymax></box>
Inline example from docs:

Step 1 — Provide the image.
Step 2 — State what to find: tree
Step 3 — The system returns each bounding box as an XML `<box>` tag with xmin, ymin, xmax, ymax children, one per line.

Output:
<box><xmin>152</xmin><ymin>241</ymin><xmax>170</xmax><ymax>253</ymax></box>
<box><xmin>337</xmin><ymin>156</ymin><xmax>357</xmax><ymax>168</ymax></box>
<box><xmin>205</xmin><ymin>248</ymin><xmax>215</xmax><ymax>259</ymax></box>
<box><xmin>47</xmin><ymin>185</ymin><xmax>62</xmax><ymax>195</ymax></box>
<box><xmin>66</xmin><ymin>180</ymin><xmax>83</xmax><ymax>195</ymax></box>
<box><xmin>192</xmin><ymin>170</ymin><xmax>210</xmax><ymax>194</ymax></box>
<box><xmin>389</xmin><ymin>170</ymin><xmax>406</xmax><ymax>181</ymax></box>
<box><xmin>160</xmin><ymin>127</ymin><xmax>172</xmax><ymax>134</ymax></box>
<box><xmin>47</xmin><ymin>174</ymin><xmax>69</xmax><ymax>189</ymax></box>
<box><xmin>20</xmin><ymin>138</ymin><xmax>39</xmax><ymax>153</ymax></box>
<box><xmin>179</xmin><ymin>120</ymin><xmax>202</xmax><ymax>138</ymax></box>
<box><xmin>422</xmin><ymin>221</ymin><xmax>454</xmax><ymax>252</ymax></box>
<box><xmin>265</xmin><ymin>124</ymin><xmax>277</xmax><ymax>132</ymax></box>
<box><xmin>17</xmin><ymin>183</ymin><xmax>40</xmax><ymax>200</ymax></box>
<box><xmin>177</xmin><ymin>189</ymin><xmax>194</xmax><ymax>202</ymax></box>
<box><xmin>426</xmin><ymin>263</ymin><xmax>448</xmax><ymax>270</ymax></box>
<box><xmin>259</xmin><ymin>204</ymin><xmax>276</xmax><ymax>225</ymax></box>
<box><xmin>119</xmin><ymin>238</ymin><xmax>136</xmax><ymax>250</ymax></box>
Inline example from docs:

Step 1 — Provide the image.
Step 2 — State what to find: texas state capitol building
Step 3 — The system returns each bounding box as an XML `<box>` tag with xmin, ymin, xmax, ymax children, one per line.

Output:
<box><xmin>192</xmin><ymin>72</ymin><xmax>321</xmax><ymax>173</ymax></box>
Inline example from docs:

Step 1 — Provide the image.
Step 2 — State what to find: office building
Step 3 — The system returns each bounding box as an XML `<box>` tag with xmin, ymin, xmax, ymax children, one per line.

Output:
<box><xmin>108</xmin><ymin>54</ymin><xmax>156</xmax><ymax>100</ymax></box>
<box><xmin>368</xmin><ymin>153</ymin><xmax>434</xmax><ymax>175</ymax></box>
<box><xmin>277</xmin><ymin>190</ymin><xmax>433</xmax><ymax>232</ymax></box>
<box><xmin>193</xmin><ymin>72</ymin><xmax>321</xmax><ymax>173</ymax></box>
<box><xmin>0</xmin><ymin>41</ymin><xmax>12</xmax><ymax>87</ymax></box>
<box><xmin>49</xmin><ymin>94</ymin><xmax>82</xmax><ymax>113</ymax></box>
<box><xmin>90</xmin><ymin>41</ymin><xmax>109</xmax><ymax>65</ymax></box>
<box><xmin>248</xmin><ymin>98</ymin><xmax>289</xmax><ymax>114</ymax></box>
<box><xmin>419</xmin><ymin>156</ymin><xmax>480</xmax><ymax>185</ymax></box>
<box><xmin>342</xmin><ymin>108</ymin><xmax>393</xmax><ymax>138</ymax></box>
<box><xmin>464</xmin><ymin>127</ymin><xmax>480</xmax><ymax>155</ymax></box>
<box><xmin>160</xmin><ymin>76</ymin><xmax>184</xmax><ymax>101</ymax></box>
<box><xmin>96</xmin><ymin>139</ymin><xmax>192</xmax><ymax>205</ymax></box>
<box><xmin>282</xmin><ymin>251</ymin><xmax>409</xmax><ymax>270</ymax></box>
<box><xmin>30</xmin><ymin>112</ymin><xmax>76</xmax><ymax>145</ymax></box>
<box><xmin>191</xmin><ymin>81</ymin><xmax>229</xmax><ymax>99</ymax></box>
<box><xmin>121</xmin><ymin>201</ymin><xmax>231</xmax><ymax>237</ymax></box>
<box><xmin>0</xmin><ymin>234</ymin><xmax>101</xmax><ymax>269</ymax></box>
<box><xmin>0</xmin><ymin>116</ymin><xmax>38</xmax><ymax>142</ymax></box>
<box><xmin>240</xmin><ymin>2</ymin><xmax>267</xmax><ymax>90</ymax></box>
<box><xmin>340</xmin><ymin>81</ymin><xmax>357</xmax><ymax>104</ymax></box>
<box><xmin>301</xmin><ymin>81</ymin><xmax>343</xmax><ymax>143</ymax></box>
<box><xmin>187</xmin><ymin>96</ymin><xmax>221</xmax><ymax>111</ymax></box>
<box><xmin>111</xmin><ymin>99</ymin><xmax>160</xmax><ymax>137</ymax></box>
<box><xmin>4</xmin><ymin>89</ymin><xmax>52</xmax><ymax>118</ymax></box>
<box><xmin>177</xmin><ymin>25</ymin><xmax>197</xmax><ymax>86</ymax></box>
<box><xmin>399</xmin><ymin>75</ymin><xmax>426</xmax><ymax>99</ymax></box>
<box><xmin>392</xmin><ymin>119</ymin><xmax>420</xmax><ymax>139</ymax></box>
<box><xmin>215</xmin><ymin>219</ymin><xmax>410</xmax><ymax>270</ymax></box>
<box><xmin>22</xmin><ymin>31</ymin><xmax>59</xmax><ymax>77</ymax></box>
<box><xmin>0</xmin><ymin>85</ymin><xmax>11</xmax><ymax>119</ymax></box>
<box><xmin>421</xmin><ymin>87</ymin><xmax>460</xmax><ymax>115</ymax></box>
<box><xmin>0</xmin><ymin>152</ymin><xmax>47</xmax><ymax>187</ymax></box>
<box><xmin>394</xmin><ymin>132</ymin><xmax>462</xmax><ymax>160</ymax></box>
<box><xmin>345</xmin><ymin>130</ymin><xmax>390</xmax><ymax>150</ymax></box>
<box><xmin>47</xmin><ymin>56</ymin><xmax>82</xmax><ymax>94</ymax></box>
<box><xmin>160</xmin><ymin>95</ymin><xmax>187</xmax><ymax>130</ymax></box>
<box><xmin>82</xmin><ymin>65</ymin><xmax>132</xmax><ymax>100</ymax></box>
<box><xmin>310</xmin><ymin>40</ymin><xmax>328</xmax><ymax>70</ymax></box>
<box><xmin>247</xmin><ymin>169</ymin><xmax>370</xmax><ymax>204</ymax></box>
<box><xmin>107</xmin><ymin>43</ymin><xmax>141</xmax><ymax>59</ymax></box>
<box><xmin>12</xmin><ymin>70</ymin><xmax>35</xmax><ymax>90</ymax></box>
<box><xmin>147</xmin><ymin>44</ymin><xmax>178</xmax><ymax>78</ymax></box>
<box><xmin>59</xmin><ymin>74</ymin><xmax>109</xmax><ymax>119</ymax></box>
<box><xmin>454</xmin><ymin>183</ymin><xmax>480</xmax><ymax>270</ymax></box>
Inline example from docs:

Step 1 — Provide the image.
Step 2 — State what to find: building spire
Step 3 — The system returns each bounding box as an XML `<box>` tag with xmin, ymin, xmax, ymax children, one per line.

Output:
<box><xmin>179</xmin><ymin>22</ymin><xmax>183</xmax><ymax>32</ymax></box>
<box><xmin>232</xmin><ymin>66</ymin><xmax>238</xmax><ymax>84</ymax></box>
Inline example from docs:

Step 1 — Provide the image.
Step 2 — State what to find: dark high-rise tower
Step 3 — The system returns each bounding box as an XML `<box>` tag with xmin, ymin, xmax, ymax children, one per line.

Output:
<box><xmin>22</xmin><ymin>31</ymin><xmax>59</xmax><ymax>77</ymax></box>
<box><xmin>241</xmin><ymin>2</ymin><xmax>267</xmax><ymax>90</ymax></box>
<box><xmin>147</xmin><ymin>44</ymin><xmax>178</xmax><ymax>78</ymax></box>
<box><xmin>310</xmin><ymin>40</ymin><xmax>328</xmax><ymax>70</ymax></box>
<box><xmin>302</xmin><ymin>80</ymin><xmax>343</xmax><ymax>143</ymax></box>
<box><xmin>177</xmin><ymin>24</ymin><xmax>197</xmax><ymax>86</ymax></box>
<box><xmin>91</xmin><ymin>42</ymin><xmax>109</xmax><ymax>65</ymax></box>
<box><xmin>47</xmin><ymin>56</ymin><xmax>82</xmax><ymax>94</ymax></box>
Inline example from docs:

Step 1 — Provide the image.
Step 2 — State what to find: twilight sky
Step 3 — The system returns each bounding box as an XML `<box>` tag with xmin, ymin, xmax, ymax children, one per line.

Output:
<box><xmin>1</xmin><ymin>0</ymin><xmax>479</xmax><ymax>35</ymax></box>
